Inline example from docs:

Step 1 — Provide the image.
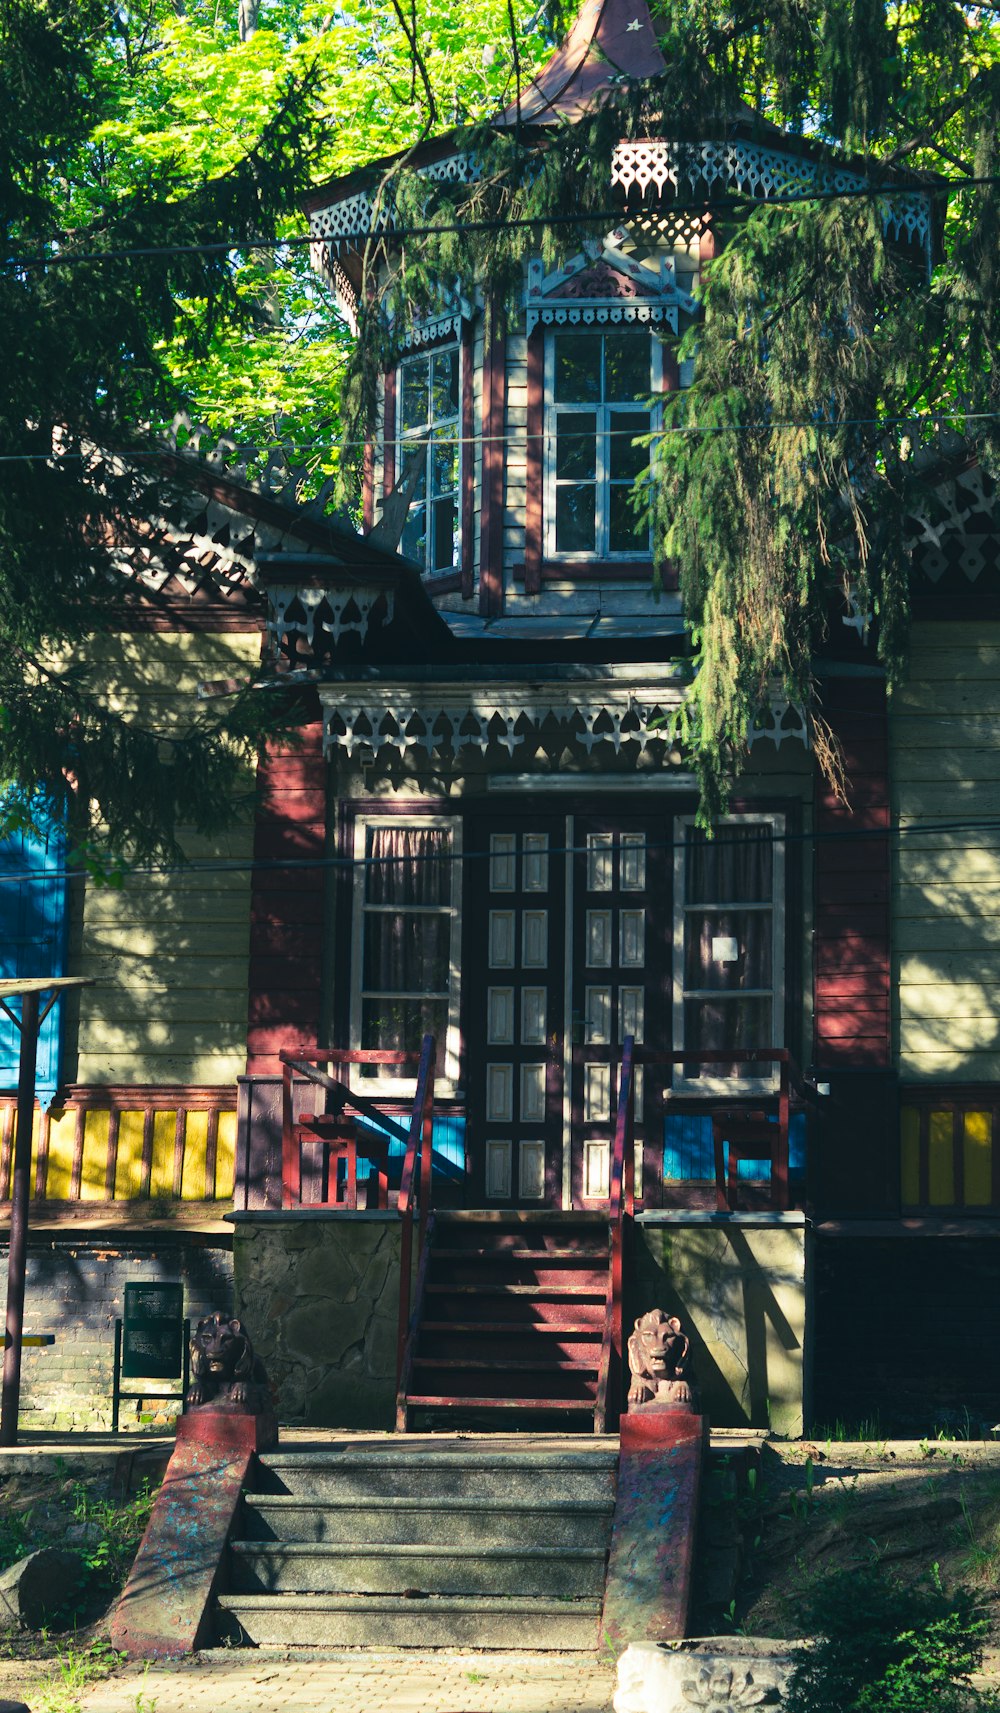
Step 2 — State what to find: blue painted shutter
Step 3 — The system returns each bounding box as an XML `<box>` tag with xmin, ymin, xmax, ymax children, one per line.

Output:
<box><xmin>0</xmin><ymin>824</ymin><xmax>67</xmax><ymax>1106</ymax></box>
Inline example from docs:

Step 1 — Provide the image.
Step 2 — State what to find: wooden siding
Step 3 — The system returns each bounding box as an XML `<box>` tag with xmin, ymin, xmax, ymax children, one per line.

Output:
<box><xmin>892</xmin><ymin>624</ymin><xmax>1000</xmax><ymax>1082</ymax></box>
<box><xmin>246</xmin><ymin>719</ymin><xmax>327</xmax><ymax>1076</ymax></box>
<box><xmin>813</xmin><ymin>676</ymin><xmax>891</xmax><ymax>1067</ymax></box>
<box><xmin>70</xmin><ymin>631</ymin><xmax>260</xmax><ymax>1089</ymax></box>
<box><xmin>0</xmin><ymin>1087</ymin><xmax>237</xmax><ymax>1203</ymax></box>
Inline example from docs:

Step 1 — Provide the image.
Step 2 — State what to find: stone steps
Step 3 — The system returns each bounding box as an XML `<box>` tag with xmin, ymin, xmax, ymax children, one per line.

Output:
<box><xmin>215</xmin><ymin>1440</ymin><xmax>617</xmax><ymax>1649</ymax></box>
<box><xmin>228</xmin><ymin>1540</ymin><xmax>606</xmax><ymax>1596</ymax></box>
<box><xmin>242</xmin><ymin>1492</ymin><xmax>613</xmax><ymax>1547</ymax></box>
<box><xmin>215</xmin><ymin>1591</ymin><xmax>604</xmax><ymax>1649</ymax></box>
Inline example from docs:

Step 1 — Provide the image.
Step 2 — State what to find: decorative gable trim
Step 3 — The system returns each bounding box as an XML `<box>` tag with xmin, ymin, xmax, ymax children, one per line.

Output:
<box><xmin>525</xmin><ymin>245</ymin><xmax>695</xmax><ymax>335</ymax></box>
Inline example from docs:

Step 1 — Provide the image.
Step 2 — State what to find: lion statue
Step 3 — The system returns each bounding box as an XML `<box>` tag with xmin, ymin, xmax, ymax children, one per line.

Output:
<box><xmin>627</xmin><ymin>1309</ymin><xmax>694</xmax><ymax>1409</ymax></box>
<box><xmin>186</xmin><ymin>1314</ymin><xmax>270</xmax><ymax>1413</ymax></box>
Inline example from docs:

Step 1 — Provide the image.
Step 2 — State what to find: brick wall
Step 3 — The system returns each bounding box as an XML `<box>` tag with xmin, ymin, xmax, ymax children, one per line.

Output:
<box><xmin>0</xmin><ymin>1233</ymin><xmax>234</xmax><ymax>1432</ymax></box>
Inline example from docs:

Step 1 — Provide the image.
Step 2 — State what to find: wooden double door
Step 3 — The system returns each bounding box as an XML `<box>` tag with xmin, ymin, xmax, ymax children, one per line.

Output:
<box><xmin>465</xmin><ymin>810</ymin><xmax>669</xmax><ymax>1208</ymax></box>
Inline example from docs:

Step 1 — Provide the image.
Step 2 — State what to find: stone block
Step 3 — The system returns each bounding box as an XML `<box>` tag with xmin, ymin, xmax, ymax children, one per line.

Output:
<box><xmin>614</xmin><ymin>1640</ymin><xmax>805</xmax><ymax>1713</ymax></box>
<box><xmin>0</xmin><ymin>1550</ymin><xmax>87</xmax><ymax>1632</ymax></box>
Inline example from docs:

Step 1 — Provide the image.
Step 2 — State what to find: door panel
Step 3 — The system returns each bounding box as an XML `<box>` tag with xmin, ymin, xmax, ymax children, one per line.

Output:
<box><xmin>466</xmin><ymin>816</ymin><xmax>566</xmax><ymax>1206</ymax></box>
<box><xmin>569</xmin><ymin>818</ymin><xmax>671</xmax><ymax>1208</ymax></box>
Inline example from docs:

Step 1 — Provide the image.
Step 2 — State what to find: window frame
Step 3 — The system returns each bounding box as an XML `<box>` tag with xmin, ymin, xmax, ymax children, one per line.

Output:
<box><xmin>671</xmin><ymin>812</ymin><xmax>786</xmax><ymax>1094</ymax></box>
<box><xmin>395</xmin><ymin>342</ymin><xmax>463</xmax><ymax>580</ymax></box>
<box><xmin>349</xmin><ymin>812</ymin><xmax>463</xmax><ymax>1098</ymax></box>
<box><xmin>542</xmin><ymin>328</ymin><xmax>663</xmax><ymax>564</ymax></box>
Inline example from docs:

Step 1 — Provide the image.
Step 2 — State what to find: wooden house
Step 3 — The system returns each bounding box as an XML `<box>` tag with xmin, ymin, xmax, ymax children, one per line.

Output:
<box><xmin>4</xmin><ymin>0</ymin><xmax>1000</xmax><ymax>1435</ymax></box>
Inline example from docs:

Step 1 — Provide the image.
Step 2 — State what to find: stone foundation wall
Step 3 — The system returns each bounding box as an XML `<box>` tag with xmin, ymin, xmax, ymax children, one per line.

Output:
<box><xmin>630</xmin><ymin>1213</ymin><xmax>808</xmax><ymax>1437</ymax></box>
<box><xmin>232</xmin><ymin>1211</ymin><xmax>401</xmax><ymax>1428</ymax></box>
<box><xmin>0</xmin><ymin>1232</ymin><xmax>234</xmax><ymax>1432</ymax></box>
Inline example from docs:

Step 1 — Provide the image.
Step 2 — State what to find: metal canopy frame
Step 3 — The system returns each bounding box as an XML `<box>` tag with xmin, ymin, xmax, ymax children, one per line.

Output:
<box><xmin>0</xmin><ymin>976</ymin><xmax>94</xmax><ymax>1446</ymax></box>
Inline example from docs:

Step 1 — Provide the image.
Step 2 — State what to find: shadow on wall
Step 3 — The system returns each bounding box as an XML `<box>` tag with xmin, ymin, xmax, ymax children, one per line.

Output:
<box><xmin>629</xmin><ymin>1219</ymin><xmax>805</xmax><ymax>1436</ymax></box>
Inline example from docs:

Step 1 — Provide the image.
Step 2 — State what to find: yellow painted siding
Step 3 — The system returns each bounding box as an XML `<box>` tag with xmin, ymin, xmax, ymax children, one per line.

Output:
<box><xmin>45</xmin><ymin>1110</ymin><xmax>77</xmax><ymax>1201</ymax></box>
<box><xmin>67</xmin><ymin>629</ymin><xmax>260</xmax><ymax>1090</ymax></box>
<box><xmin>899</xmin><ymin>1103</ymin><xmax>995</xmax><ymax>1209</ymax></box>
<box><xmin>891</xmin><ymin>624</ymin><xmax>1000</xmax><ymax>1081</ymax></box>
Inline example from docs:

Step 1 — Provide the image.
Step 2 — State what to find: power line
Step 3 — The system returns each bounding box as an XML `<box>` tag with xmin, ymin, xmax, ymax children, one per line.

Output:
<box><xmin>3</xmin><ymin>174</ymin><xmax>997</xmax><ymax>273</ymax></box>
<box><xmin>1</xmin><ymin>408</ymin><xmax>997</xmax><ymax>464</ymax></box>
<box><xmin>2</xmin><ymin>812</ymin><xmax>1000</xmax><ymax>886</ymax></box>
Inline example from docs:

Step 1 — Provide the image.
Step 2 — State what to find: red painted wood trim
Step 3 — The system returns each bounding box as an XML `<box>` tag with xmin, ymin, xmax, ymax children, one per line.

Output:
<box><xmin>524</xmin><ymin>329</ymin><xmax>544</xmax><ymax>594</ymax></box>
<box><xmin>247</xmin><ymin>717</ymin><xmax>328</xmax><ymax>1076</ymax></box>
<box><xmin>479</xmin><ymin>304</ymin><xmax>505</xmax><ymax>617</ymax></box>
<box><xmin>34</xmin><ymin>1110</ymin><xmax>49</xmax><ymax>1199</ymax></box>
<box><xmin>461</xmin><ymin>320</ymin><xmax>476</xmax><ymax>600</ymax></box>
<box><xmin>70</xmin><ymin>1105</ymin><xmax>85</xmax><ymax>1201</ymax></box>
<box><xmin>812</xmin><ymin>678</ymin><xmax>891</xmax><ymax>1069</ymax></box>
<box><xmin>539</xmin><ymin>561</ymin><xmax>658</xmax><ymax>583</ymax></box>
<box><xmin>382</xmin><ymin>365</ymin><xmax>397</xmax><ymax>499</ymax></box>
<box><xmin>172</xmin><ymin>1108</ymin><xmax>186</xmax><ymax>1199</ymax></box>
<box><xmin>106</xmin><ymin>1109</ymin><xmax>120</xmax><ymax>1199</ymax></box>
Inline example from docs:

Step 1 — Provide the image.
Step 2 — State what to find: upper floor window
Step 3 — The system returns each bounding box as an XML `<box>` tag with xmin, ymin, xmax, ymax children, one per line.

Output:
<box><xmin>398</xmin><ymin>346</ymin><xmax>460</xmax><ymax>576</ymax></box>
<box><xmin>545</xmin><ymin>330</ymin><xmax>659</xmax><ymax>560</ymax></box>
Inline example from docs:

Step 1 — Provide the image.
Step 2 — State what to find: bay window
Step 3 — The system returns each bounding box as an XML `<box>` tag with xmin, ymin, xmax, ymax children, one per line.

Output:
<box><xmin>397</xmin><ymin>347</ymin><xmax>460</xmax><ymax>576</ymax></box>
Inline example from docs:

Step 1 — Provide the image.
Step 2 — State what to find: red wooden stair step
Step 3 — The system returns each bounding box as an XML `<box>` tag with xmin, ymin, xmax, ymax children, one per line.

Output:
<box><xmin>420</xmin><ymin>1321</ymin><xmax>602</xmax><ymax>1335</ymax></box>
<box><xmin>413</xmin><ymin>1358</ymin><xmax>599</xmax><ymax>1372</ymax></box>
<box><xmin>403</xmin><ymin>1395</ymin><xmax>597</xmax><ymax>1411</ymax></box>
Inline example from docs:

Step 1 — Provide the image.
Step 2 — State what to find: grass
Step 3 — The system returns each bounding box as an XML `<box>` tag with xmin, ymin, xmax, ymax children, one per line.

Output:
<box><xmin>37</xmin><ymin>1640</ymin><xmax>125</xmax><ymax>1713</ymax></box>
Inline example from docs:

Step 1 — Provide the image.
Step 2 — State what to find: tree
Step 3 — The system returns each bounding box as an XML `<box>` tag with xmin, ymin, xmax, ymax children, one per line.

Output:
<box><xmin>0</xmin><ymin>0</ymin><xmax>551</xmax><ymax>865</ymax></box>
<box><xmin>330</xmin><ymin>0</ymin><xmax>1000</xmax><ymax>818</ymax></box>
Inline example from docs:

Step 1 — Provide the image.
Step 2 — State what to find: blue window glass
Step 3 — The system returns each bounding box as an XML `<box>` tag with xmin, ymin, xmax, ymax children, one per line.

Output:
<box><xmin>0</xmin><ymin>823</ymin><xmax>68</xmax><ymax>1107</ymax></box>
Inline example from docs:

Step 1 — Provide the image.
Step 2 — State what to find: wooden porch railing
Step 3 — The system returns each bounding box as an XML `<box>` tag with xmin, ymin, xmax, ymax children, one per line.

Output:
<box><xmin>279</xmin><ymin>1047</ymin><xmax>420</xmax><ymax>1210</ymax></box>
<box><xmin>598</xmin><ymin>1034</ymin><xmax>635</xmax><ymax>1435</ymax></box>
<box><xmin>395</xmin><ymin>1035</ymin><xmax>436</xmax><ymax>1388</ymax></box>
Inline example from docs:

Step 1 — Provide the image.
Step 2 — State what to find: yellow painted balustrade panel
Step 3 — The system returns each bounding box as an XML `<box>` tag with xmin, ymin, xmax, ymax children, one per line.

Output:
<box><xmin>963</xmin><ymin>1110</ymin><xmax>993</xmax><ymax>1206</ymax></box>
<box><xmin>928</xmin><ymin>1109</ymin><xmax>956</xmax><ymax>1205</ymax></box>
<box><xmin>81</xmin><ymin>1111</ymin><xmax>111</xmax><ymax>1199</ymax></box>
<box><xmin>181</xmin><ymin>1110</ymin><xmax>209</xmax><ymax>1200</ymax></box>
<box><xmin>45</xmin><ymin>1110</ymin><xmax>77</xmax><ymax>1201</ymax></box>
<box><xmin>900</xmin><ymin>1107</ymin><xmax>921</xmax><ymax>1206</ymax></box>
<box><xmin>114</xmin><ymin>1111</ymin><xmax>146</xmax><ymax>1199</ymax></box>
<box><xmin>215</xmin><ymin>1111</ymin><xmax>237</xmax><ymax>1200</ymax></box>
<box><xmin>149</xmin><ymin>1110</ymin><xmax>177</xmax><ymax>1199</ymax></box>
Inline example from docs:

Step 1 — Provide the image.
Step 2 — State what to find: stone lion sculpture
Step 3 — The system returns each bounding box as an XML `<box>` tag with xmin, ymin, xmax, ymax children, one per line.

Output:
<box><xmin>186</xmin><ymin>1314</ymin><xmax>270</xmax><ymax>1413</ymax></box>
<box><xmin>627</xmin><ymin>1309</ymin><xmax>694</xmax><ymax>1409</ymax></box>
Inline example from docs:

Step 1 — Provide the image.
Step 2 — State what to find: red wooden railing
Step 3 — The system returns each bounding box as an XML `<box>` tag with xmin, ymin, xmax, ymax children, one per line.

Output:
<box><xmin>279</xmin><ymin>1047</ymin><xmax>419</xmax><ymax>1209</ymax></box>
<box><xmin>597</xmin><ymin>1034</ymin><xmax>635</xmax><ymax>1435</ymax></box>
<box><xmin>395</xmin><ymin>1035</ymin><xmax>437</xmax><ymax>1387</ymax></box>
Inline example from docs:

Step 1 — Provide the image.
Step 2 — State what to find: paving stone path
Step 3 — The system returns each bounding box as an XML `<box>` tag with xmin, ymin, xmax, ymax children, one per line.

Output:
<box><xmin>79</xmin><ymin>1650</ymin><xmax>616</xmax><ymax>1713</ymax></box>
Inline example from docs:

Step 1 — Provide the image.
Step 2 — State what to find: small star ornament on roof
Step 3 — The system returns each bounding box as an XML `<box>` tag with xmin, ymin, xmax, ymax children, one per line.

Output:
<box><xmin>626</xmin><ymin>16</ymin><xmax>643</xmax><ymax>27</ymax></box>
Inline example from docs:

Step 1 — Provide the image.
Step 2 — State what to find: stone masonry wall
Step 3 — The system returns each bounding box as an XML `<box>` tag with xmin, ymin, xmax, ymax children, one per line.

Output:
<box><xmin>233</xmin><ymin>1212</ymin><xmax>401</xmax><ymax>1428</ymax></box>
<box><xmin>0</xmin><ymin>1233</ymin><xmax>234</xmax><ymax>1432</ymax></box>
<box><xmin>631</xmin><ymin>1214</ymin><xmax>808</xmax><ymax>1437</ymax></box>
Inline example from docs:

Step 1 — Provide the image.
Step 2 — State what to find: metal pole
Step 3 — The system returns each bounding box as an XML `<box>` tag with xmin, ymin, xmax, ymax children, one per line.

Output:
<box><xmin>0</xmin><ymin>990</ymin><xmax>40</xmax><ymax>1446</ymax></box>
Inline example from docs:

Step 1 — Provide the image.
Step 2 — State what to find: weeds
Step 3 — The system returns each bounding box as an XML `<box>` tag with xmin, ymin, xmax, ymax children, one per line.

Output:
<box><xmin>784</xmin><ymin>1565</ymin><xmax>1000</xmax><ymax>1713</ymax></box>
<box><xmin>69</xmin><ymin>1480</ymin><xmax>155</xmax><ymax>1596</ymax></box>
<box><xmin>38</xmin><ymin>1640</ymin><xmax>124</xmax><ymax>1713</ymax></box>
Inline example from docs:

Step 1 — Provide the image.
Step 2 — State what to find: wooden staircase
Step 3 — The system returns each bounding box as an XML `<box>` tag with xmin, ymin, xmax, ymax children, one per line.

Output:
<box><xmin>396</xmin><ymin>1211</ymin><xmax>615</xmax><ymax>1432</ymax></box>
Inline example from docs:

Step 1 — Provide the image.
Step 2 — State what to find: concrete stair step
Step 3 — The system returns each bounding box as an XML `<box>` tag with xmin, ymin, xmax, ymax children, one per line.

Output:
<box><xmin>256</xmin><ymin>1447</ymin><xmax>618</xmax><ymax>1503</ymax></box>
<box><xmin>215</xmin><ymin>1591</ymin><xmax>602</xmax><ymax>1649</ymax></box>
<box><xmin>228</xmin><ymin>1540</ymin><xmax>607</xmax><ymax>1597</ymax></box>
<box><xmin>241</xmin><ymin>1493</ymin><xmax>614</xmax><ymax>1548</ymax></box>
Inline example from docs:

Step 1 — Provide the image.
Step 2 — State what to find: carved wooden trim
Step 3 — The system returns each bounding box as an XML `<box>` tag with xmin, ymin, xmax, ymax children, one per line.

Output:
<box><xmin>524</xmin><ymin>328</ymin><xmax>544</xmax><ymax>594</ymax></box>
<box><xmin>461</xmin><ymin>319</ymin><xmax>476</xmax><ymax>600</ymax></box>
<box><xmin>479</xmin><ymin>303</ymin><xmax>505</xmax><ymax>617</ymax></box>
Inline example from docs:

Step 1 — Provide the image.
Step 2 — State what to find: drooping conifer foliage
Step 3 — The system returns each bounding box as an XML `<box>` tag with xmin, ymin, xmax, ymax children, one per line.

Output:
<box><xmin>339</xmin><ymin>0</ymin><xmax>1000</xmax><ymax>818</ymax></box>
